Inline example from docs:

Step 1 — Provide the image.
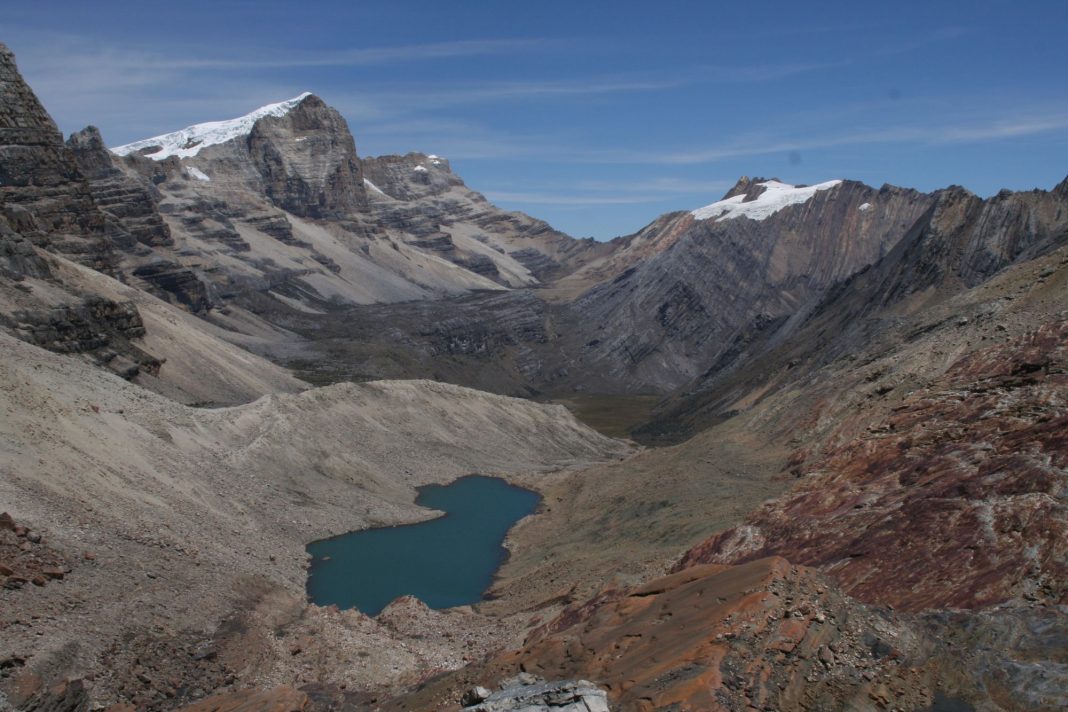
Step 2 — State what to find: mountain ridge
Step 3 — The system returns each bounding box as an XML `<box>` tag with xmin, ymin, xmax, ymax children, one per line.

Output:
<box><xmin>110</xmin><ymin>92</ymin><xmax>316</xmax><ymax>160</ymax></box>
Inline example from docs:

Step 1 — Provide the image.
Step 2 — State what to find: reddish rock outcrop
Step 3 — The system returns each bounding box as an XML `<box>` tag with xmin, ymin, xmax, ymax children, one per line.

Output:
<box><xmin>677</xmin><ymin>319</ymin><xmax>1068</xmax><ymax>611</ymax></box>
<box><xmin>172</xmin><ymin>687</ymin><xmax>308</xmax><ymax>712</ymax></box>
<box><xmin>386</xmin><ymin>557</ymin><xmax>948</xmax><ymax>712</ymax></box>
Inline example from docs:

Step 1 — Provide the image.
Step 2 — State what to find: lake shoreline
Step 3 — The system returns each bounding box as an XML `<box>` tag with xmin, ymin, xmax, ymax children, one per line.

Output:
<box><xmin>305</xmin><ymin>475</ymin><xmax>542</xmax><ymax>615</ymax></box>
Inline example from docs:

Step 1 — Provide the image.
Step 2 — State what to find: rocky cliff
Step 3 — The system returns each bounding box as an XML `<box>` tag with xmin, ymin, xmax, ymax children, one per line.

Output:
<box><xmin>360</xmin><ymin>151</ymin><xmax>608</xmax><ymax>287</ymax></box>
<box><xmin>642</xmin><ymin>175</ymin><xmax>1068</xmax><ymax>441</ymax></box>
<box><xmin>562</xmin><ymin>179</ymin><xmax>934</xmax><ymax>392</ymax></box>
<box><xmin>0</xmin><ymin>45</ymin><xmax>166</xmax><ymax>380</ymax></box>
<box><xmin>283</xmin><ymin>178</ymin><xmax>938</xmax><ymax>397</ymax></box>
<box><xmin>66</xmin><ymin>125</ymin><xmax>174</xmax><ymax>250</ymax></box>
<box><xmin>0</xmin><ymin>43</ymin><xmax>115</xmax><ymax>274</ymax></box>
<box><xmin>246</xmin><ymin>94</ymin><xmax>369</xmax><ymax>218</ymax></box>
<box><xmin>104</xmin><ymin>92</ymin><xmax>600</xmax><ymax>324</ymax></box>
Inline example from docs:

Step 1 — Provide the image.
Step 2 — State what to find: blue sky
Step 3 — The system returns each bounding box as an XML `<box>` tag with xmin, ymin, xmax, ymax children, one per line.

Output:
<box><xmin>5</xmin><ymin>1</ymin><xmax>1067</xmax><ymax>239</ymax></box>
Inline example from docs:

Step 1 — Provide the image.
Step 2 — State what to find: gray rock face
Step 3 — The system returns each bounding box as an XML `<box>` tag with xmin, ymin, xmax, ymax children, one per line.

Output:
<box><xmin>362</xmin><ymin>152</ymin><xmax>464</xmax><ymax>200</ymax></box>
<box><xmin>293</xmin><ymin>179</ymin><xmax>937</xmax><ymax>395</ymax></box>
<box><xmin>874</xmin><ymin>183</ymin><xmax>1068</xmax><ymax>302</ymax></box>
<box><xmin>0</xmin><ymin>43</ymin><xmax>116</xmax><ymax>274</ymax></box>
<box><xmin>7</xmin><ymin>297</ymin><xmax>143</xmax><ymax>351</ymax></box>
<box><xmin>132</xmin><ymin>261</ymin><xmax>211</xmax><ymax>313</ymax></box>
<box><xmin>164</xmin><ymin>196</ymin><xmax>250</xmax><ymax>252</ymax></box>
<box><xmin>462</xmin><ymin>677</ymin><xmax>609</xmax><ymax>712</ymax></box>
<box><xmin>1</xmin><ymin>295</ymin><xmax>160</xmax><ymax>380</ymax></box>
<box><xmin>97</xmin><ymin>94</ymin><xmax>596</xmax><ymax>314</ymax></box>
<box><xmin>362</xmin><ymin>151</ymin><xmax>605</xmax><ymax>285</ymax></box>
<box><xmin>640</xmin><ymin>176</ymin><xmax>1068</xmax><ymax>440</ymax></box>
<box><xmin>247</xmin><ymin>94</ymin><xmax>368</xmax><ymax>218</ymax></box>
<box><xmin>65</xmin><ymin>125</ymin><xmax>120</xmax><ymax>180</ymax></box>
<box><xmin>456</xmin><ymin>253</ymin><xmax>502</xmax><ymax>279</ymax></box>
<box><xmin>282</xmin><ymin>289</ymin><xmax>552</xmax><ymax>395</ymax></box>
<box><xmin>510</xmin><ymin>247</ymin><xmax>562</xmax><ymax>280</ymax></box>
<box><xmin>67</xmin><ymin>126</ymin><xmax>174</xmax><ymax>250</ymax></box>
<box><xmin>0</xmin><ymin>208</ymin><xmax>53</xmax><ymax>280</ymax></box>
<box><xmin>0</xmin><ymin>46</ymin><xmax>167</xmax><ymax>381</ymax></box>
<box><xmin>565</xmin><ymin>179</ymin><xmax>935</xmax><ymax>391</ymax></box>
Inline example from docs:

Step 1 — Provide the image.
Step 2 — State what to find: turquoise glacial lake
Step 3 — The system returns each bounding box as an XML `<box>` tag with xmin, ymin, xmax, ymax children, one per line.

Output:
<box><xmin>305</xmin><ymin>475</ymin><xmax>541</xmax><ymax>615</ymax></box>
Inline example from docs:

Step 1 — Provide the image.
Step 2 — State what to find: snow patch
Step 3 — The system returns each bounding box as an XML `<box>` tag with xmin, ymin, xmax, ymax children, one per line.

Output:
<box><xmin>110</xmin><ymin>92</ymin><xmax>313</xmax><ymax>160</ymax></box>
<box><xmin>185</xmin><ymin>166</ymin><xmax>211</xmax><ymax>182</ymax></box>
<box><xmin>413</xmin><ymin>165</ymin><xmax>428</xmax><ymax>173</ymax></box>
<box><xmin>859</xmin><ymin>202</ymin><xmax>873</xmax><ymax>212</ymax></box>
<box><xmin>692</xmin><ymin>179</ymin><xmax>842</xmax><ymax>222</ymax></box>
<box><xmin>363</xmin><ymin>178</ymin><xmax>387</xmax><ymax>196</ymax></box>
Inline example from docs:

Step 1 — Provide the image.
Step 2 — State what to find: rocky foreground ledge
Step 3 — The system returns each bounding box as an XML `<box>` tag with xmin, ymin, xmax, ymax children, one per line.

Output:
<box><xmin>460</xmin><ymin>676</ymin><xmax>609</xmax><ymax>712</ymax></box>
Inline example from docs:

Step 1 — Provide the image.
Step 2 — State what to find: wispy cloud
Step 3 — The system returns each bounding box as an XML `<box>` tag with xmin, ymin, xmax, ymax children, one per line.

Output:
<box><xmin>343</xmin><ymin>100</ymin><xmax>1068</xmax><ymax>166</ymax></box>
<box><xmin>7</xmin><ymin>30</ymin><xmax>693</xmax><ymax>142</ymax></box>
<box><xmin>573</xmin><ymin>177</ymin><xmax>733</xmax><ymax>194</ymax></box>
<box><xmin>934</xmin><ymin>115</ymin><xmax>1068</xmax><ymax>142</ymax></box>
<box><xmin>330</xmin><ymin>74</ymin><xmax>692</xmax><ymax>118</ymax></box>
<box><xmin>10</xmin><ymin>33</ymin><xmax>551</xmax><ymax>73</ymax></box>
<box><xmin>10</xmin><ymin>23</ymin><xmax>1063</xmax><ymax>184</ymax></box>
<box><xmin>694</xmin><ymin>61</ymin><xmax>847</xmax><ymax>83</ymax></box>
<box><xmin>872</xmin><ymin>25</ymin><xmax>972</xmax><ymax>58</ymax></box>
<box><xmin>183</xmin><ymin>39</ymin><xmax>553</xmax><ymax>69</ymax></box>
<box><xmin>7</xmin><ymin>26</ymin><xmax>843</xmax><ymax>122</ymax></box>
<box><xmin>485</xmin><ymin>191</ymin><xmax>670</xmax><ymax>206</ymax></box>
<box><xmin>485</xmin><ymin>177</ymin><xmax>733</xmax><ymax>207</ymax></box>
<box><xmin>563</xmin><ymin>109</ymin><xmax>1068</xmax><ymax>166</ymax></box>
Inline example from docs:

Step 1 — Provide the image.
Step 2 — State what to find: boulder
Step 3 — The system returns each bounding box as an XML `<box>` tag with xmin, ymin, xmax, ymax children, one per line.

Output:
<box><xmin>462</xmin><ymin>677</ymin><xmax>609</xmax><ymax>712</ymax></box>
<box><xmin>460</xmin><ymin>686</ymin><xmax>491</xmax><ymax>707</ymax></box>
<box><xmin>41</xmin><ymin>565</ymin><xmax>64</xmax><ymax>580</ymax></box>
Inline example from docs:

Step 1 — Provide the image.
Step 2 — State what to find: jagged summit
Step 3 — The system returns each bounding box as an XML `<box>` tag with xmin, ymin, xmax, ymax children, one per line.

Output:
<box><xmin>110</xmin><ymin>91</ymin><xmax>315</xmax><ymax>160</ymax></box>
<box><xmin>691</xmin><ymin>178</ymin><xmax>843</xmax><ymax>222</ymax></box>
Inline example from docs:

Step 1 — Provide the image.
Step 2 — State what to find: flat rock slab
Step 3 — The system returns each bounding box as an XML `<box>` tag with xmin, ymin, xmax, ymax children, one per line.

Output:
<box><xmin>465</xmin><ymin>679</ymin><xmax>609</xmax><ymax>712</ymax></box>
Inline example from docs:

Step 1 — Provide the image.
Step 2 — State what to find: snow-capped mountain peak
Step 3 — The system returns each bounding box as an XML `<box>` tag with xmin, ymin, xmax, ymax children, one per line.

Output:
<box><xmin>110</xmin><ymin>92</ymin><xmax>314</xmax><ymax>160</ymax></box>
<box><xmin>692</xmin><ymin>179</ymin><xmax>842</xmax><ymax>222</ymax></box>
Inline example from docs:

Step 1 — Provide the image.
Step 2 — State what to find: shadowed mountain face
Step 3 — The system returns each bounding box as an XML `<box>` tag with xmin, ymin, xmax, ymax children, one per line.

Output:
<box><xmin>639</xmin><ymin>177</ymin><xmax>1068</xmax><ymax>442</ymax></box>
<box><xmin>266</xmin><ymin>178</ymin><xmax>943</xmax><ymax>396</ymax></box>
<box><xmin>561</xmin><ymin>179</ymin><xmax>934</xmax><ymax>391</ymax></box>
<box><xmin>0</xmin><ymin>44</ymin><xmax>114</xmax><ymax>273</ymax></box>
